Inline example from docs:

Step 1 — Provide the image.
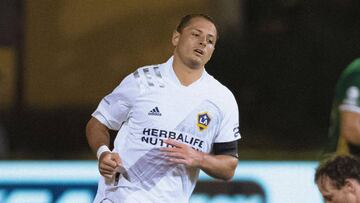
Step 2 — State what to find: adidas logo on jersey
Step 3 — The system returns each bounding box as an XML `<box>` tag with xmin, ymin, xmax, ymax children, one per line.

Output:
<box><xmin>148</xmin><ymin>107</ymin><xmax>162</xmax><ymax>116</ymax></box>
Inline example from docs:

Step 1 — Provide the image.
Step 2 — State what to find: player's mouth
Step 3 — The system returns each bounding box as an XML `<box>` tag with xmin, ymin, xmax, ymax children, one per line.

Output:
<box><xmin>194</xmin><ymin>49</ymin><xmax>204</xmax><ymax>56</ymax></box>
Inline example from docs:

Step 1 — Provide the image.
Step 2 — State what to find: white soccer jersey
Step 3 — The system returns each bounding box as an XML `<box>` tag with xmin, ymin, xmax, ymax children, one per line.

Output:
<box><xmin>93</xmin><ymin>56</ymin><xmax>240</xmax><ymax>203</ymax></box>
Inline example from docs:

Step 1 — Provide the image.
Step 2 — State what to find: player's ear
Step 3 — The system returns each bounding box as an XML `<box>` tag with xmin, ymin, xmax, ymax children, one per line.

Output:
<box><xmin>344</xmin><ymin>179</ymin><xmax>356</xmax><ymax>193</ymax></box>
<box><xmin>172</xmin><ymin>30</ymin><xmax>180</xmax><ymax>46</ymax></box>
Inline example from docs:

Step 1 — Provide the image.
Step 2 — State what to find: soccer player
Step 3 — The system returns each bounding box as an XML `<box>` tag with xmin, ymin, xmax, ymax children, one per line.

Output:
<box><xmin>326</xmin><ymin>58</ymin><xmax>360</xmax><ymax>156</ymax></box>
<box><xmin>86</xmin><ymin>14</ymin><xmax>240</xmax><ymax>203</ymax></box>
<box><xmin>315</xmin><ymin>155</ymin><xmax>360</xmax><ymax>203</ymax></box>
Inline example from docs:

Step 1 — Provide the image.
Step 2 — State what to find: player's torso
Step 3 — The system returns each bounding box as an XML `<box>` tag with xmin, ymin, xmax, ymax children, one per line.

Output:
<box><xmin>107</xmin><ymin>65</ymin><xmax>225</xmax><ymax>202</ymax></box>
<box><xmin>118</xmin><ymin>65</ymin><xmax>223</xmax><ymax>155</ymax></box>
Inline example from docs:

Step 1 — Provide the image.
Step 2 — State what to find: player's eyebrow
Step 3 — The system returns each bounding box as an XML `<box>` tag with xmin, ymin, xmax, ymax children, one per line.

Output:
<box><xmin>191</xmin><ymin>28</ymin><xmax>215</xmax><ymax>38</ymax></box>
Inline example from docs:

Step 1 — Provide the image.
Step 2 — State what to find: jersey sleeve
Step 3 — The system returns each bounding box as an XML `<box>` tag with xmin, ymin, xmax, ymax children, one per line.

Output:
<box><xmin>214</xmin><ymin>91</ymin><xmax>241</xmax><ymax>143</ymax></box>
<box><xmin>92</xmin><ymin>73</ymin><xmax>140</xmax><ymax>130</ymax></box>
<box><xmin>339</xmin><ymin>74</ymin><xmax>360</xmax><ymax>114</ymax></box>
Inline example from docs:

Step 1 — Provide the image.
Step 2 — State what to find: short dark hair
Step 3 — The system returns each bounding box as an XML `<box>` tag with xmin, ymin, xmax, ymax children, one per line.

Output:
<box><xmin>315</xmin><ymin>155</ymin><xmax>360</xmax><ymax>189</ymax></box>
<box><xmin>176</xmin><ymin>14</ymin><xmax>219</xmax><ymax>39</ymax></box>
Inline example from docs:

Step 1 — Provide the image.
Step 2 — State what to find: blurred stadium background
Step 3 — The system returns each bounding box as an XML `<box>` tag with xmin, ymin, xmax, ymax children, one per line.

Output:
<box><xmin>1</xmin><ymin>0</ymin><xmax>360</xmax><ymax>202</ymax></box>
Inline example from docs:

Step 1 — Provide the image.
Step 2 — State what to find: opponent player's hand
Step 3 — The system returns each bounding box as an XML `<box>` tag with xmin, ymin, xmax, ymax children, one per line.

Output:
<box><xmin>161</xmin><ymin>139</ymin><xmax>205</xmax><ymax>168</ymax></box>
<box><xmin>98</xmin><ymin>152</ymin><xmax>122</xmax><ymax>179</ymax></box>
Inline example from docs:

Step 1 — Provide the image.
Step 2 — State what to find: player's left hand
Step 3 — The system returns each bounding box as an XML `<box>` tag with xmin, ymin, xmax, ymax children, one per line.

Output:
<box><xmin>161</xmin><ymin>139</ymin><xmax>205</xmax><ymax>168</ymax></box>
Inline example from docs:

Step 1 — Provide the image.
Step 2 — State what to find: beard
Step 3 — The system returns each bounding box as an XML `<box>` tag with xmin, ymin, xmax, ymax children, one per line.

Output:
<box><xmin>186</xmin><ymin>58</ymin><xmax>203</xmax><ymax>69</ymax></box>
<box><xmin>182</xmin><ymin>52</ymin><xmax>209</xmax><ymax>70</ymax></box>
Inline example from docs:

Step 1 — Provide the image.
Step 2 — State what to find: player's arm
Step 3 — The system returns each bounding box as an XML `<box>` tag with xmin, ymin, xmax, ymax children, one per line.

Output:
<box><xmin>200</xmin><ymin>141</ymin><xmax>238</xmax><ymax>180</ymax></box>
<box><xmin>197</xmin><ymin>153</ymin><xmax>238</xmax><ymax>181</ymax></box>
<box><xmin>162</xmin><ymin>139</ymin><xmax>238</xmax><ymax>181</ymax></box>
<box><xmin>86</xmin><ymin>74</ymin><xmax>139</xmax><ymax>179</ymax></box>
<box><xmin>86</xmin><ymin>117</ymin><xmax>121</xmax><ymax>179</ymax></box>
<box><xmin>86</xmin><ymin>117</ymin><xmax>110</xmax><ymax>154</ymax></box>
<box><xmin>340</xmin><ymin>111</ymin><xmax>360</xmax><ymax>145</ymax></box>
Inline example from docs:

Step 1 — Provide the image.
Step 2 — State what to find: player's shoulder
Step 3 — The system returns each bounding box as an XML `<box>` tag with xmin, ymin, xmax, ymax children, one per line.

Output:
<box><xmin>131</xmin><ymin>63</ymin><xmax>166</xmax><ymax>89</ymax></box>
<box><xmin>344</xmin><ymin>58</ymin><xmax>360</xmax><ymax>74</ymax></box>
<box><xmin>338</xmin><ymin>58</ymin><xmax>360</xmax><ymax>85</ymax></box>
<box><xmin>135</xmin><ymin>63</ymin><xmax>162</xmax><ymax>72</ymax></box>
<box><xmin>349</xmin><ymin>58</ymin><xmax>360</xmax><ymax>67</ymax></box>
<box><xmin>206</xmin><ymin>74</ymin><xmax>236</xmax><ymax>99</ymax></box>
<box><xmin>204</xmin><ymin>73</ymin><xmax>238</xmax><ymax>112</ymax></box>
<box><xmin>134</xmin><ymin>63</ymin><xmax>163</xmax><ymax>75</ymax></box>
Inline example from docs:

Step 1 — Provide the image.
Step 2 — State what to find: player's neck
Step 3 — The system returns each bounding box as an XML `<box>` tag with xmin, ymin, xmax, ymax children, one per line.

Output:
<box><xmin>172</xmin><ymin>58</ymin><xmax>204</xmax><ymax>86</ymax></box>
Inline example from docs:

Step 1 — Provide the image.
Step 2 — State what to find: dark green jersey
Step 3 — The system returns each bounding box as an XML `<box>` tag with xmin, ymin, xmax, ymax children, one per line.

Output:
<box><xmin>327</xmin><ymin>58</ymin><xmax>360</xmax><ymax>156</ymax></box>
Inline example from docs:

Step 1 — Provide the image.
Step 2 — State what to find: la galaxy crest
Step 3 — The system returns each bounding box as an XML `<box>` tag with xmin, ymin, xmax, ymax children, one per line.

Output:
<box><xmin>197</xmin><ymin>112</ymin><xmax>211</xmax><ymax>131</ymax></box>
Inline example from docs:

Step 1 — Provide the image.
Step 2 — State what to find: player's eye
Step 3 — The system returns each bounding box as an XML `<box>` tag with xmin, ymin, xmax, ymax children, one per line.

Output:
<box><xmin>192</xmin><ymin>32</ymin><xmax>199</xmax><ymax>37</ymax></box>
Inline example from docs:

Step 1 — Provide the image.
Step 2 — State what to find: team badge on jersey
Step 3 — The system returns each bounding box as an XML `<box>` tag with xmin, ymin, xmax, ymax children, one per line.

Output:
<box><xmin>197</xmin><ymin>112</ymin><xmax>211</xmax><ymax>131</ymax></box>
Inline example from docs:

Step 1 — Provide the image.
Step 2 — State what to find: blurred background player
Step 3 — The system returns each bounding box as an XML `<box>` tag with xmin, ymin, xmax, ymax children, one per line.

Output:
<box><xmin>326</xmin><ymin>58</ymin><xmax>360</xmax><ymax>156</ymax></box>
<box><xmin>315</xmin><ymin>155</ymin><xmax>360</xmax><ymax>203</ymax></box>
<box><xmin>86</xmin><ymin>14</ymin><xmax>240</xmax><ymax>203</ymax></box>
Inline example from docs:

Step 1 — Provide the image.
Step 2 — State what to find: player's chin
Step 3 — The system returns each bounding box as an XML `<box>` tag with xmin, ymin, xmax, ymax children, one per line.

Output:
<box><xmin>187</xmin><ymin>58</ymin><xmax>204</xmax><ymax>69</ymax></box>
<box><xmin>195</xmin><ymin>55</ymin><xmax>211</xmax><ymax>66</ymax></box>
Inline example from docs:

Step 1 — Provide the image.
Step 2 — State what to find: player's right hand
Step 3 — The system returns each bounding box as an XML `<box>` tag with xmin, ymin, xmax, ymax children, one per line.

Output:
<box><xmin>98</xmin><ymin>152</ymin><xmax>122</xmax><ymax>179</ymax></box>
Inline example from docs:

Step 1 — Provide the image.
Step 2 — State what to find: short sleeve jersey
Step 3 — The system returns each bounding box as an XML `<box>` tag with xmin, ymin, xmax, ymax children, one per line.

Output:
<box><xmin>327</xmin><ymin>58</ymin><xmax>360</xmax><ymax>155</ymax></box>
<box><xmin>92</xmin><ymin>56</ymin><xmax>240</xmax><ymax>203</ymax></box>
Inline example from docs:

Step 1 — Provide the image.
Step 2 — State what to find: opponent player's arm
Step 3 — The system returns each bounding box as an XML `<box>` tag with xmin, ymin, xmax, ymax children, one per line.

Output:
<box><xmin>86</xmin><ymin>117</ymin><xmax>121</xmax><ymax>179</ymax></box>
<box><xmin>162</xmin><ymin>139</ymin><xmax>238</xmax><ymax>181</ymax></box>
<box><xmin>340</xmin><ymin>111</ymin><xmax>360</xmax><ymax>145</ymax></box>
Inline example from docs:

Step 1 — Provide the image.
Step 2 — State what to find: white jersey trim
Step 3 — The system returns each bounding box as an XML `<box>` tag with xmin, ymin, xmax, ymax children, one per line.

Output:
<box><xmin>339</xmin><ymin>104</ymin><xmax>360</xmax><ymax>114</ymax></box>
